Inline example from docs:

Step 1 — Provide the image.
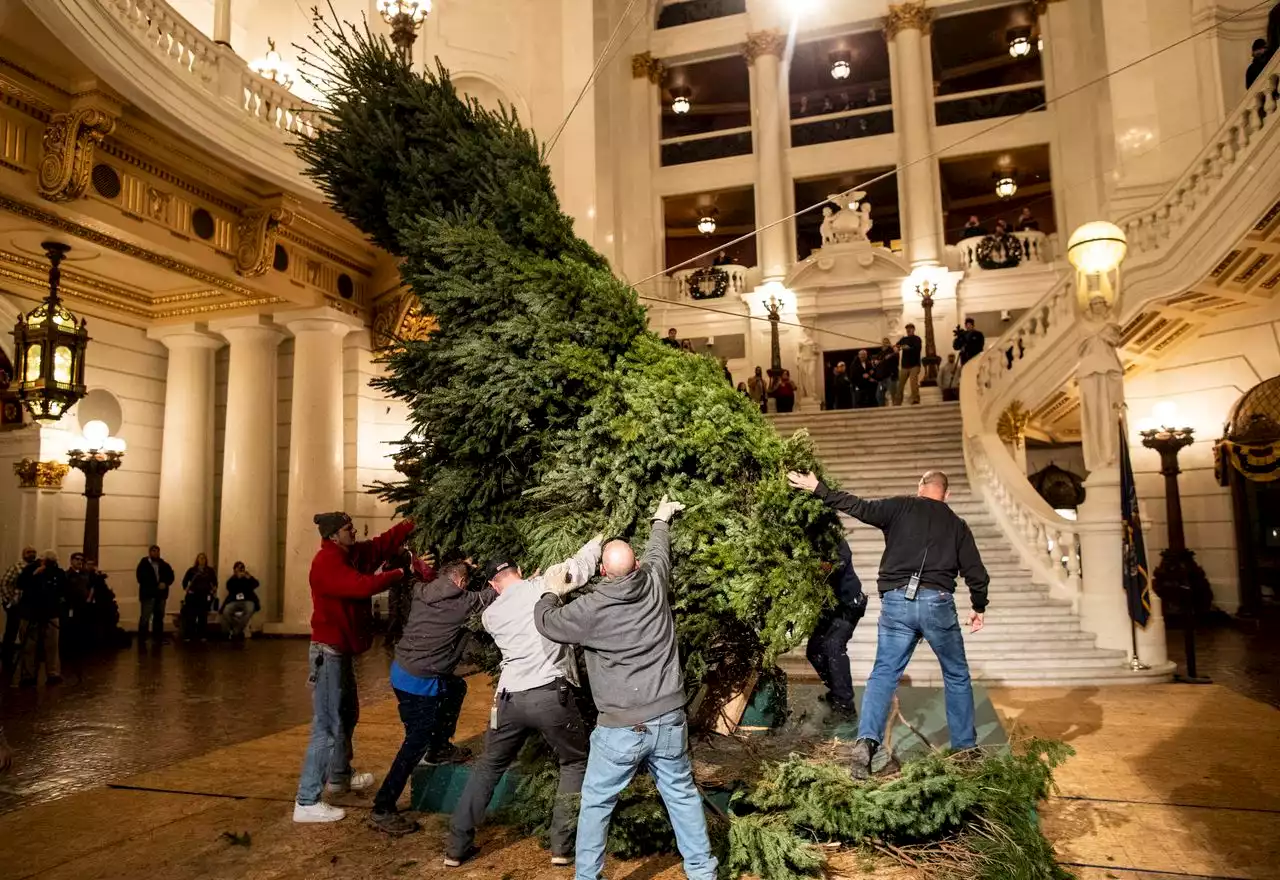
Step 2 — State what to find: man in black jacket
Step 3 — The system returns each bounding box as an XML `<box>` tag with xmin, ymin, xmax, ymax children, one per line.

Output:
<box><xmin>894</xmin><ymin>324</ymin><xmax>923</xmax><ymax>405</ymax></box>
<box><xmin>17</xmin><ymin>551</ymin><xmax>67</xmax><ymax>685</ymax></box>
<box><xmin>787</xmin><ymin>470</ymin><xmax>989</xmax><ymax>777</ymax></box>
<box><xmin>805</xmin><ymin>538</ymin><xmax>866</xmax><ymax>716</ymax></box>
<box><xmin>136</xmin><ymin>545</ymin><xmax>175</xmax><ymax>644</ymax></box>
<box><xmin>954</xmin><ymin>318</ymin><xmax>985</xmax><ymax>365</ymax></box>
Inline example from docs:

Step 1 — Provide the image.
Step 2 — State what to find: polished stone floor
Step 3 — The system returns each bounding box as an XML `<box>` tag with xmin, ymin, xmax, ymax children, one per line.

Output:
<box><xmin>0</xmin><ymin>638</ymin><xmax>392</xmax><ymax>814</ymax></box>
<box><xmin>1164</xmin><ymin>614</ymin><xmax>1280</xmax><ymax>708</ymax></box>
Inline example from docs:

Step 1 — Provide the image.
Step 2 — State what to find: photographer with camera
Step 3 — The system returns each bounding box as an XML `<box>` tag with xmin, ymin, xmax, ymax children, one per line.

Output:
<box><xmin>787</xmin><ymin>470</ymin><xmax>988</xmax><ymax>778</ymax></box>
<box><xmin>953</xmin><ymin>317</ymin><xmax>985</xmax><ymax>366</ymax></box>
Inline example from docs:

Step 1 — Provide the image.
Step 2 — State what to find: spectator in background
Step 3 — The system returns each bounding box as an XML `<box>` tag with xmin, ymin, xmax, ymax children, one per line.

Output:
<box><xmin>939</xmin><ymin>353</ymin><xmax>961</xmax><ymax>402</ymax></box>
<box><xmin>136</xmin><ymin>545</ymin><xmax>175</xmax><ymax>645</ymax></box>
<box><xmin>829</xmin><ymin>361</ymin><xmax>854</xmax><ymax>410</ymax></box>
<box><xmin>1247</xmin><ymin>38</ymin><xmax>1269</xmax><ymax>88</ymax></box>
<box><xmin>222</xmin><ymin>561</ymin><xmax>261</xmax><ymax>641</ymax></box>
<box><xmin>180</xmin><ymin>553</ymin><xmax>217</xmax><ymax>641</ymax></box>
<box><xmin>662</xmin><ymin>328</ymin><xmax>680</xmax><ymax>349</ymax></box>
<box><xmin>747</xmin><ymin>366</ymin><xmax>768</xmax><ymax>413</ymax></box>
<box><xmin>17</xmin><ymin>550</ymin><xmax>66</xmax><ymax>686</ymax></box>
<box><xmin>1017</xmin><ymin>207</ymin><xmax>1039</xmax><ymax>232</ymax></box>
<box><xmin>771</xmin><ymin>369</ymin><xmax>797</xmax><ymax>414</ymax></box>
<box><xmin>875</xmin><ymin>338</ymin><xmax>898</xmax><ymax>407</ymax></box>
<box><xmin>712</xmin><ymin>250</ymin><xmax>731</xmax><ymax>266</ymax></box>
<box><xmin>719</xmin><ymin>357</ymin><xmax>733</xmax><ymax>386</ymax></box>
<box><xmin>1</xmin><ymin>546</ymin><xmax>36</xmax><ymax>676</ymax></box>
<box><xmin>960</xmin><ymin>216</ymin><xmax>986</xmax><ymax>239</ymax></box>
<box><xmin>679</xmin><ymin>340</ymin><xmax>694</xmax><ymax>353</ymax></box>
<box><xmin>894</xmin><ymin>324</ymin><xmax>923</xmax><ymax>406</ymax></box>
<box><xmin>853</xmin><ymin>349</ymin><xmax>877</xmax><ymax>407</ymax></box>
<box><xmin>736</xmin><ymin>381</ymin><xmax>749</xmax><ymax>397</ymax></box>
<box><xmin>84</xmin><ymin>558</ymin><xmax>123</xmax><ymax>649</ymax></box>
<box><xmin>63</xmin><ymin>553</ymin><xmax>91</xmax><ymax>660</ymax></box>
<box><xmin>954</xmin><ymin>318</ymin><xmax>985</xmax><ymax>366</ymax></box>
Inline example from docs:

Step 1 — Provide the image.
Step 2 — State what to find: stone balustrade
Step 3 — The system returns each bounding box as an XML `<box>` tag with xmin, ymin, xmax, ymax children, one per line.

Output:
<box><xmin>947</xmin><ymin>230</ymin><xmax>1056</xmax><ymax>272</ymax></box>
<box><xmin>670</xmin><ymin>264</ymin><xmax>751</xmax><ymax>299</ymax></box>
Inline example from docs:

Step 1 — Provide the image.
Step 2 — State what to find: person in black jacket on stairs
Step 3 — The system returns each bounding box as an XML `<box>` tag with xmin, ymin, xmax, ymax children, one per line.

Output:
<box><xmin>805</xmin><ymin>537</ymin><xmax>866</xmax><ymax>717</ymax></box>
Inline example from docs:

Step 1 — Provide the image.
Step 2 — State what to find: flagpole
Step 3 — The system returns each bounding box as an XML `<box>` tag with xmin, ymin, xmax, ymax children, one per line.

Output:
<box><xmin>1119</xmin><ymin>408</ymin><xmax>1151</xmax><ymax>673</ymax></box>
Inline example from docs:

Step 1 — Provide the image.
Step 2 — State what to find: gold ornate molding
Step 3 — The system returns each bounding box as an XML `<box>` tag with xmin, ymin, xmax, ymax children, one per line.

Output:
<box><xmin>631</xmin><ymin>52</ymin><xmax>664</xmax><ymax>84</ymax></box>
<box><xmin>37</xmin><ymin>107</ymin><xmax>116</xmax><ymax>202</ymax></box>
<box><xmin>235</xmin><ymin>199</ymin><xmax>296</xmax><ymax>277</ymax></box>
<box><xmin>373</xmin><ymin>290</ymin><xmax>436</xmax><ymax>350</ymax></box>
<box><xmin>883</xmin><ymin>2</ymin><xmax>933</xmax><ymax>39</ymax></box>
<box><xmin>14</xmin><ymin>458</ymin><xmax>69</xmax><ymax>490</ymax></box>
<box><xmin>743</xmin><ymin>30</ymin><xmax>787</xmax><ymax>64</ymax></box>
<box><xmin>997</xmin><ymin>400</ymin><xmax>1032</xmax><ymax>449</ymax></box>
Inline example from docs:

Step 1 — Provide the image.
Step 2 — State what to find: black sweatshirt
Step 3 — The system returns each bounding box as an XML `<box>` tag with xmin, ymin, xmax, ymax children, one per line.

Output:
<box><xmin>815</xmin><ymin>482</ymin><xmax>989</xmax><ymax>612</ymax></box>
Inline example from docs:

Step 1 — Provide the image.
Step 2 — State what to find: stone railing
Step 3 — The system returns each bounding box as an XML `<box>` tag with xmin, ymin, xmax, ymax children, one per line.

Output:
<box><xmin>948</xmin><ymin>230</ymin><xmax>1057</xmax><ymax>271</ymax></box>
<box><xmin>672</xmin><ymin>264</ymin><xmax>751</xmax><ymax>298</ymax></box>
<box><xmin>29</xmin><ymin>0</ymin><xmax>323</xmax><ymax>191</ymax></box>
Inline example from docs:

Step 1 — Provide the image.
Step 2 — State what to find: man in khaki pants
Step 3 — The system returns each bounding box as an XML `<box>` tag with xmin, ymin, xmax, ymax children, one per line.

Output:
<box><xmin>894</xmin><ymin>324</ymin><xmax>923</xmax><ymax>405</ymax></box>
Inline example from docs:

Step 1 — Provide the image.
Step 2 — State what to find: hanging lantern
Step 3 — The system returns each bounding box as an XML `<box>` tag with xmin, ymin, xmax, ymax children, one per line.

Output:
<box><xmin>994</xmin><ymin>173</ymin><xmax>1018</xmax><ymax>199</ymax></box>
<box><xmin>670</xmin><ymin>85</ymin><xmax>692</xmax><ymax>115</ymax></box>
<box><xmin>11</xmin><ymin>242</ymin><xmax>90</xmax><ymax>422</ymax></box>
<box><xmin>697</xmin><ymin>215</ymin><xmax>717</xmax><ymax>235</ymax></box>
<box><xmin>249</xmin><ymin>37</ymin><xmax>296</xmax><ymax>89</ymax></box>
<box><xmin>1007</xmin><ymin>26</ymin><xmax>1033</xmax><ymax>58</ymax></box>
<box><xmin>829</xmin><ymin>50</ymin><xmax>851</xmax><ymax>80</ymax></box>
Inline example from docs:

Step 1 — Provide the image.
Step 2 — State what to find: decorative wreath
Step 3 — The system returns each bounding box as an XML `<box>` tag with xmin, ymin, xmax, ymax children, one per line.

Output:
<box><xmin>975</xmin><ymin>233</ymin><xmax>1024</xmax><ymax>270</ymax></box>
<box><xmin>686</xmin><ymin>267</ymin><xmax>729</xmax><ymax>300</ymax></box>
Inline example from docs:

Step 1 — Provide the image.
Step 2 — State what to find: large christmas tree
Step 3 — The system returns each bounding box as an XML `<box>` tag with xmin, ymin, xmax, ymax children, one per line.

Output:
<box><xmin>296</xmin><ymin>20</ymin><xmax>842</xmax><ymax>698</ymax></box>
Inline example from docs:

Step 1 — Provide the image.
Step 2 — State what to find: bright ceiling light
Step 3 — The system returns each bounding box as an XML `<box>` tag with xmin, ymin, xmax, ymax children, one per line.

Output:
<box><xmin>249</xmin><ymin>37</ymin><xmax>295</xmax><ymax>89</ymax></box>
<box><xmin>1007</xmin><ymin>26</ymin><xmax>1033</xmax><ymax>59</ymax></box>
<box><xmin>672</xmin><ymin>95</ymin><xmax>691</xmax><ymax>114</ymax></box>
<box><xmin>995</xmin><ymin>176</ymin><xmax>1018</xmax><ymax>199</ymax></box>
<box><xmin>82</xmin><ymin>419</ymin><xmax>110</xmax><ymax>448</ymax></box>
<box><xmin>829</xmin><ymin>50</ymin><xmax>851</xmax><ymax>80</ymax></box>
<box><xmin>698</xmin><ymin>216</ymin><xmax>717</xmax><ymax>235</ymax></box>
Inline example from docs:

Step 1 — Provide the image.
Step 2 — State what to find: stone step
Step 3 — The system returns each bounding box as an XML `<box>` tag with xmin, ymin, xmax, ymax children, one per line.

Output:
<box><xmin>856</xmin><ymin>605</ymin><xmax>1077</xmax><ymax>623</ymax></box>
<box><xmin>779</xmin><ymin>649</ymin><xmax>1174</xmax><ymax>687</ymax></box>
<box><xmin>772</xmin><ymin>405</ymin><xmax>962</xmax><ymax>422</ymax></box>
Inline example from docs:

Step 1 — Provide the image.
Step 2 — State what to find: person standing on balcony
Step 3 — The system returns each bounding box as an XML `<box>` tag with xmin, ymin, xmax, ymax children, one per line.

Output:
<box><xmin>662</xmin><ymin>328</ymin><xmax>680</xmax><ymax>349</ymax></box>
<box><xmin>954</xmin><ymin>318</ymin><xmax>985</xmax><ymax>366</ymax></box>
<box><xmin>1017</xmin><ymin>208</ymin><xmax>1039</xmax><ymax>232</ymax></box>
<box><xmin>712</xmin><ymin>249</ymin><xmax>731</xmax><ymax>266</ymax></box>
<box><xmin>960</xmin><ymin>216</ymin><xmax>986</xmax><ymax>239</ymax></box>
<box><xmin>786</xmin><ymin>470</ymin><xmax>989</xmax><ymax>777</ymax></box>
<box><xmin>748</xmin><ymin>366</ymin><xmax>768</xmax><ymax>413</ymax></box>
<box><xmin>894</xmin><ymin>325</ymin><xmax>923</xmax><ymax>406</ymax></box>
<box><xmin>1248</xmin><ymin>39</ymin><xmax>1270</xmax><ymax>87</ymax></box>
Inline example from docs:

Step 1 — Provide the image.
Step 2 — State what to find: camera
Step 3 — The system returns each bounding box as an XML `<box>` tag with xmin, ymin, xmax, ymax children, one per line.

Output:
<box><xmin>953</xmin><ymin>325</ymin><xmax>964</xmax><ymax>337</ymax></box>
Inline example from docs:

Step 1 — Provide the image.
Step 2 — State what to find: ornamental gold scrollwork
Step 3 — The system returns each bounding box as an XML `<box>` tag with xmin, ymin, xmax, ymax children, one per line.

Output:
<box><xmin>630</xmin><ymin>52</ymin><xmax>664</xmax><ymax>84</ymax></box>
<box><xmin>14</xmin><ymin>458</ymin><xmax>70</xmax><ymax>490</ymax></box>
<box><xmin>37</xmin><ymin>108</ymin><xmax>116</xmax><ymax>202</ymax></box>
<box><xmin>997</xmin><ymin>400</ymin><xmax>1032</xmax><ymax>449</ymax></box>
<box><xmin>883</xmin><ymin>2</ymin><xmax>933</xmax><ymax>40</ymax></box>
<box><xmin>373</xmin><ymin>290</ymin><xmax>436</xmax><ymax>351</ymax></box>
<box><xmin>234</xmin><ymin>201</ymin><xmax>295</xmax><ymax>277</ymax></box>
<box><xmin>742</xmin><ymin>30</ymin><xmax>786</xmax><ymax>64</ymax></box>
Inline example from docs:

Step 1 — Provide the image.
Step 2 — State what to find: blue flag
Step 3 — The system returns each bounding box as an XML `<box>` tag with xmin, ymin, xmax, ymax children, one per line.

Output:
<box><xmin>1119</xmin><ymin>418</ymin><xmax>1151</xmax><ymax>627</ymax></box>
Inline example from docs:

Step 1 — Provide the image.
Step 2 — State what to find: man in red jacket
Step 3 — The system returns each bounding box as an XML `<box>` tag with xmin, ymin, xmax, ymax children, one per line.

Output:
<box><xmin>293</xmin><ymin>511</ymin><xmax>416</xmax><ymax>824</ymax></box>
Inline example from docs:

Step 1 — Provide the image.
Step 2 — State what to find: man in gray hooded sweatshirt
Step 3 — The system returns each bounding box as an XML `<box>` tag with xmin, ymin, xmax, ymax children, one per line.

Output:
<box><xmin>534</xmin><ymin>495</ymin><xmax>716</xmax><ymax>880</ymax></box>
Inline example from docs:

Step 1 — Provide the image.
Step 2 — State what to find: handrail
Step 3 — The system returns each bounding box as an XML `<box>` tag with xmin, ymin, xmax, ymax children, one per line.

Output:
<box><xmin>934</xmin><ymin>79</ymin><xmax>1046</xmax><ymax>104</ymax></box>
<box><xmin>958</xmin><ymin>55</ymin><xmax>1280</xmax><ymax>604</ymax></box>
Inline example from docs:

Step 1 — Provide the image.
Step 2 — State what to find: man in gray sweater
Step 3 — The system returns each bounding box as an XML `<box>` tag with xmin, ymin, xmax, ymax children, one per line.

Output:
<box><xmin>534</xmin><ymin>496</ymin><xmax>717</xmax><ymax>880</ymax></box>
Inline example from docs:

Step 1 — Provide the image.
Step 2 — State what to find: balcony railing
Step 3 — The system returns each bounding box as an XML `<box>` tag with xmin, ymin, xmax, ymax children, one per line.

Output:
<box><xmin>671</xmin><ymin>264</ymin><xmax>751</xmax><ymax>298</ymax></box>
<box><xmin>660</xmin><ymin>127</ymin><xmax>753</xmax><ymax>166</ymax></box>
<box><xmin>656</xmin><ymin>0</ymin><xmax>746</xmax><ymax>29</ymax></box>
<box><xmin>947</xmin><ymin>230</ymin><xmax>1058</xmax><ymax>271</ymax></box>
<box><xmin>934</xmin><ymin>82</ymin><xmax>1046</xmax><ymax>127</ymax></box>
<box><xmin>790</xmin><ymin>106</ymin><xmax>894</xmax><ymax>148</ymax></box>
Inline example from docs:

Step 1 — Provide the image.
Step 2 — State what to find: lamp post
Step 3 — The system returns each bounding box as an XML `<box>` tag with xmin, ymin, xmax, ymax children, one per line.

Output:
<box><xmin>1067</xmin><ymin>221</ymin><xmax>1128</xmax><ymax>313</ymax></box>
<box><xmin>916</xmin><ymin>280</ymin><xmax>940</xmax><ymax>386</ymax></box>
<box><xmin>67</xmin><ymin>419</ymin><xmax>125</xmax><ymax>565</ymax></box>
<box><xmin>763</xmin><ymin>294</ymin><xmax>782</xmax><ymax>376</ymax></box>
<box><xmin>377</xmin><ymin>0</ymin><xmax>430</xmax><ymax>64</ymax></box>
<box><xmin>1140</xmin><ymin>415</ymin><xmax>1211</xmax><ymax>684</ymax></box>
<box><xmin>11</xmin><ymin>242</ymin><xmax>90</xmax><ymax>422</ymax></box>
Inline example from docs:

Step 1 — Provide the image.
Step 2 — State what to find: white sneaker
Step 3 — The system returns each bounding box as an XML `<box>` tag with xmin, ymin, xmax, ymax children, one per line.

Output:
<box><xmin>293</xmin><ymin>802</ymin><xmax>346</xmax><ymax>823</ymax></box>
<box><xmin>325</xmin><ymin>771</ymin><xmax>375</xmax><ymax>795</ymax></box>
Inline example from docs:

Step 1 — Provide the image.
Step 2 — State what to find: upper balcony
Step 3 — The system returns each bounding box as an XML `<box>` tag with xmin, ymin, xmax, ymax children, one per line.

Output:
<box><xmin>656</xmin><ymin>0</ymin><xmax>746</xmax><ymax>30</ymax></box>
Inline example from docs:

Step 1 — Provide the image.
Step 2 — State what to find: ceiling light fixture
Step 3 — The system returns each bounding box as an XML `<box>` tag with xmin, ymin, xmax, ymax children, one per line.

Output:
<box><xmin>698</xmin><ymin>215</ymin><xmax>717</xmax><ymax>235</ymax></box>
<box><xmin>670</xmin><ymin>85</ymin><xmax>692</xmax><ymax>115</ymax></box>
<box><xmin>249</xmin><ymin>37</ymin><xmax>295</xmax><ymax>89</ymax></box>
<box><xmin>829</xmin><ymin>50</ymin><xmax>851</xmax><ymax>80</ymax></box>
<box><xmin>994</xmin><ymin>173</ymin><xmax>1018</xmax><ymax>199</ymax></box>
<box><xmin>1007</xmin><ymin>26</ymin><xmax>1033</xmax><ymax>58</ymax></box>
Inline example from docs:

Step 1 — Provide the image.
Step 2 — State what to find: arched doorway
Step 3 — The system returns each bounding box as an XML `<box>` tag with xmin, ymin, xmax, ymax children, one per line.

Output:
<box><xmin>1216</xmin><ymin>376</ymin><xmax>1280</xmax><ymax>617</ymax></box>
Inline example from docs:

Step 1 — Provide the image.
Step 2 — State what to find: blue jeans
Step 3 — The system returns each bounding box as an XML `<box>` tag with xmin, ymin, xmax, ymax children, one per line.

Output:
<box><xmin>295</xmin><ymin>643</ymin><xmax>359</xmax><ymax>805</ymax></box>
<box><xmin>575</xmin><ymin>709</ymin><xmax>717</xmax><ymax>880</ymax></box>
<box><xmin>857</xmin><ymin>589</ymin><xmax>976</xmax><ymax>749</ymax></box>
<box><xmin>876</xmin><ymin>378</ymin><xmax>895</xmax><ymax>406</ymax></box>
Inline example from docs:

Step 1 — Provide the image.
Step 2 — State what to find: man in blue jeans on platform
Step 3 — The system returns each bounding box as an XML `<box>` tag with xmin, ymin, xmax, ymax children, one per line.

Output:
<box><xmin>534</xmin><ymin>495</ymin><xmax>716</xmax><ymax>880</ymax></box>
<box><xmin>788</xmin><ymin>469</ymin><xmax>989</xmax><ymax>778</ymax></box>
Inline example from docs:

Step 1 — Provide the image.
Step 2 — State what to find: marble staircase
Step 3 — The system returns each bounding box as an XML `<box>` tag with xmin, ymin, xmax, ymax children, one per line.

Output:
<box><xmin>771</xmin><ymin>403</ymin><xmax>1171</xmax><ymax>686</ymax></box>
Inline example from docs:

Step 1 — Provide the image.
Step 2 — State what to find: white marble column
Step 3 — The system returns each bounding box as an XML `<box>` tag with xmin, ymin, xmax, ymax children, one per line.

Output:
<box><xmin>281</xmin><ymin>309</ymin><xmax>362</xmax><ymax>631</ymax></box>
<box><xmin>625</xmin><ymin>52</ymin><xmax>662</xmax><ymax>285</ymax></box>
<box><xmin>745</xmin><ymin>30</ymin><xmax>791</xmax><ymax>283</ymax></box>
<box><xmin>213</xmin><ymin>0</ymin><xmax>233</xmax><ymax>45</ymax></box>
<box><xmin>211</xmin><ymin>315</ymin><xmax>284</xmax><ymax>625</ymax></box>
<box><xmin>150</xmin><ymin>325</ymin><xmax>223</xmax><ymax>578</ymax></box>
<box><xmin>886</xmin><ymin>3</ymin><xmax>942</xmax><ymax>267</ymax></box>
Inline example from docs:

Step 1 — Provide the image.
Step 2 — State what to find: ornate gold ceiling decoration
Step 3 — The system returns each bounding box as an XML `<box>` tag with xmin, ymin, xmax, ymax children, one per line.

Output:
<box><xmin>14</xmin><ymin>458</ymin><xmax>70</xmax><ymax>490</ymax></box>
<box><xmin>373</xmin><ymin>290</ymin><xmax>435</xmax><ymax>350</ymax></box>
<box><xmin>631</xmin><ymin>52</ymin><xmax>664</xmax><ymax>84</ymax></box>
<box><xmin>997</xmin><ymin>400</ymin><xmax>1032</xmax><ymax>448</ymax></box>
<box><xmin>743</xmin><ymin>30</ymin><xmax>786</xmax><ymax>64</ymax></box>
<box><xmin>38</xmin><ymin>107</ymin><xmax>116</xmax><ymax>202</ymax></box>
<box><xmin>883</xmin><ymin>2</ymin><xmax>933</xmax><ymax>39</ymax></box>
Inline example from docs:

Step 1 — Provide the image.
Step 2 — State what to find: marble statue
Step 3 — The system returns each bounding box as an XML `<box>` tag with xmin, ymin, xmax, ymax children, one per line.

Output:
<box><xmin>819</xmin><ymin>206</ymin><xmax>835</xmax><ymax>246</ymax></box>
<box><xmin>1076</xmin><ymin>295</ymin><xmax>1126</xmax><ymax>472</ymax></box>
<box><xmin>796</xmin><ymin>330</ymin><xmax>818</xmax><ymax>401</ymax></box>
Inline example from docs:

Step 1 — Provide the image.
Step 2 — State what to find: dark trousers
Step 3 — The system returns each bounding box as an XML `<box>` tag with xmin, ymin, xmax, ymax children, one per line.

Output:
<box><xmin>372</xmin><ymin>676</ymin><xmax>467</xmax><ymax>813</ymax></box>
<box><xmin>774</xmin><ymin>395</ymin><xmax>795</xmax><ymax>414</ymax></box>
<box><xmin>448</xmin><ymin>680</ymin><xmax>589</xmax><ymax>859</ymax></box>
<box><xmin>137</xmin><ymin>594</ymin><xmax>167</xmax><ymax>641</ymax></box>
<box><xmin>2</xmin><ymin>605</ymin><xmax>21</xmax><ymax>674</ymax></box>
<box><xmin>806</xmin><ymin>607</ymin><xmax>860</xmax><ymax>707</ymax></box>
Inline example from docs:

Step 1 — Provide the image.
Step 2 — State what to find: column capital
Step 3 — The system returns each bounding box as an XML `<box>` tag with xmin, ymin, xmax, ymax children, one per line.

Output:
<box><xmin>147</xmin><ymin>324</ymin><xmax>225</xmax><ymax>351</ymax></box>
<box><xmin>631</xmin><ymin>52</ymin><xmax>664</xmax><ymax>84</ymax></box>
<box><xmin>38</xmin><ymin>100</ymin><xmax>117</xmax><ymax>203</ymax></box>
<box><xmin>883</xmin><ymin>2</ymin><xmax>933</xmax><ymax>40</ymax></box>
<box><xmin>742</xmin><ymin>30</ymin><xmax>786</xmax><ymax>64</ymax></box>
<box><xmin>14</xmin><ymin>458</ymin><xmax>69</xmax><ymax>490</ymax></box>
<box><xmin>278</xmin><ymin>306</ymin><xmax>366</xmax><ymax>337</ymax></box>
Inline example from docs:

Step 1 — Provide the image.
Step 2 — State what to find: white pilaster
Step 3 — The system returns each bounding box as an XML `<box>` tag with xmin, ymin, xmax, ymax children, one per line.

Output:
<box><xmin>281</xmin><ymin>309</ymin><xmax>362</xmax><ymax>631</ymax></box>
<box><xmin>213</xmin><ymin>0</ymin><xmax>233</xmax><ymax>44</ymax></box>
<box><xmin>886</xmin><ymin>4</ymin><xmax>942</xmax><ymax>267</ymax></box>
<box><xmin>211</xmin><ymin>315</ymin><xmax>284</xmax><ymax>625</ymax></box>
<box><xmin>746</xmin><ymin>31</ymin><xmax>791</xmax><ymax>283</ymax></box>
<box><xmin>625</xmin><ymin>53</ymin><xmax>661</xmax><ymax>284</ymax></box>
<box><xmin>150</xmin><ymin>325</ymin><xmax>223</xmax><ymax>578</ymax></box>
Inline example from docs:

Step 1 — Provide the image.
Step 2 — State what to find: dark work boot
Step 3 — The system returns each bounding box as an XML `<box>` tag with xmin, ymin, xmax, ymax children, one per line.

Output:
<box><xmin>368</xmin><ymin>810</ymin><xmax>420</xmax><ymax>837</ymax></box>
<box><xmin>849</xmin><ymin>738</ymin><xmax>878</xmax><ymax>780</ymax></box>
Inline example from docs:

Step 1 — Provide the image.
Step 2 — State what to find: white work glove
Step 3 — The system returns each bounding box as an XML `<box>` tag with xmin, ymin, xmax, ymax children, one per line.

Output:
<box><xmin>541</xmin><ymin>562</ymin><xmax>577</xmax><ymax>598</ymax></box>
<box><xmin>651</xmin><ymin>494</ymin><xmax>686</xmax><ymax>523</ymax></box>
